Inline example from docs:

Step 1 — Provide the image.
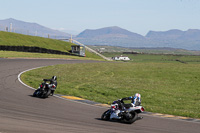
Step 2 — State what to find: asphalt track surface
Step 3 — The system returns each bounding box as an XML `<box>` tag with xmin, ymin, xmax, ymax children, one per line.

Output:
<box><xmin>0</xmin><ymin>58</ymin><xmax>199</xmax><ymax>133</ymax></box>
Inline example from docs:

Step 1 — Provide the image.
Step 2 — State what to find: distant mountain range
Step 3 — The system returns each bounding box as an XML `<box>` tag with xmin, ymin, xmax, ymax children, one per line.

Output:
<box><xmin>75</xmin><ymin>27</ymin><xmax>200</xmax><ymax>50</ymax></box>
<box><xmin>75</xmin><ymin>26</ymin><xmax>146</xmax><ymax>47</ymax></box>
<box><xmin>0</xmin><ymin>18</ymin><xmax>70</xmax><ymax>38</ymax></box>
<box><xmin>0</xmin><ymin>18</ymin><xmax>200</xmax><ymax>50</ymax></box>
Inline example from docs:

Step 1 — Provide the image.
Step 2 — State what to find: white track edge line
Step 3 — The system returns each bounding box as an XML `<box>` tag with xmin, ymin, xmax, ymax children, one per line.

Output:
<box><xmin>18</xmin><ymin>66</ymin><xmax>45</xmax><ymax>90</ymax></box>
<box><xmin>17</xmin><ymin>66</ymin><xmax>200</xmax><ymax>123</ymax></box>
<box><xmin>17</xmin><ymin>66</ymin><xmax>107</xmax><ymax>109</ymax></box>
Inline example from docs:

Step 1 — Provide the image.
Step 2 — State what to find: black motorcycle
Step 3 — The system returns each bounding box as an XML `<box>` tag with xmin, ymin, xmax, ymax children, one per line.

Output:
<box><xmin>33</xmin><ymin>79</ymin><xmax>55</xmax><ymax>98</ymax></box>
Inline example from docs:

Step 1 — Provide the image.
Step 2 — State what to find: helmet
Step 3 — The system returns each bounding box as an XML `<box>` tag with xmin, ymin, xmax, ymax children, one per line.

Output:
<box><xmin>52</xmin><ymin>76</ymin><xmax>57</xmax><ymax>80</ymax></box>
<box><xmin>133</xmin><ymin>93</ymin><xmax>141</xmax><ymax>106</ymax></box>
<box><xmin>134</xmin><ymin>93</ymin><xmax>141</xmax><ymax>99</ymax></box>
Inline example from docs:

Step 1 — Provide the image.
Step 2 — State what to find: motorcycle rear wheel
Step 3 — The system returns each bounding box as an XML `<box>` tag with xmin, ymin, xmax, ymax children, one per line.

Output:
<box><xmin>123</xmin><ymin>111</ymin><xmax>138</xmax><ymax>124</ymax></box>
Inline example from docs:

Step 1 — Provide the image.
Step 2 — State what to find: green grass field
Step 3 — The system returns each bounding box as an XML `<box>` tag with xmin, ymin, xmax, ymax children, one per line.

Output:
<box><xmin>0</xmin><ymin>31</ymin><xmax>102</xmax><ymax>60</ymax></box>
<box><xmin>21</xmin><ymin>61</ymin><xmax>200</xmax><ymax>119</ymax></box>
<box><xmin>103</xmin><ymin>52</ymin><xmax>200</xmax><ymax>63</ymax></box>
<box><xmin>87</xmin><ymin>45</ymin><xmax>200</xmax><ymax>55</ymax></box>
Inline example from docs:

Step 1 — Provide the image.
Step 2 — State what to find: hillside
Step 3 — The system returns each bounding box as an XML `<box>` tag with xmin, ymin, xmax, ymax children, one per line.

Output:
<box><xmin>77</xmin><ymin>26</ymin><xmax>144</xmax><ymax>39</ymax></box>
<box><xmin>146</xmin><ymin>29</ymin><xmax>200</xmax><ymax>50</ymax></box>
<box><xmin>75</xmin><ymin>26</ymin><xmax>147</xmax><ymax>47</ymax></box>
<box><xmin>76</xmin><ymin>27</ymin><xmax>200</xmax><ymax>50</ymax></box>
<box><xmin>0</xmin><ymin>31</ymin><xmax>72</xmax><ymax>52</ymax></box>
<box><xmin>146</xmin><ymin>29</ymin><xmax>184</xmax><ymax>40</ymax></box>
<box><xmin>0</xmin><ymin>18</ymin><xmax>70</xmax><ymax>39</ymax></box>
<box><xmin>0</xmin><ymin>31</ymin><xmax>102</xmax><ymax>59</ymax></box>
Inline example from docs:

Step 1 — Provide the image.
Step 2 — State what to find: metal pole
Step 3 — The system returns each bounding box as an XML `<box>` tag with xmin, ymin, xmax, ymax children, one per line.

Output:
<box><xmin>10</xmin><ymin>23</ymin><xmax>12</xmax><ymax>32</ymax></box>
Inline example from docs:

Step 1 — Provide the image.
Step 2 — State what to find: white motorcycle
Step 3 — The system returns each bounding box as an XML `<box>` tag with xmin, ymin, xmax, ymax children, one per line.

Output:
<box><xmin>101</xmin><ymin>102</ymin><xmax>145</xmax><ymax>124</ymax></box>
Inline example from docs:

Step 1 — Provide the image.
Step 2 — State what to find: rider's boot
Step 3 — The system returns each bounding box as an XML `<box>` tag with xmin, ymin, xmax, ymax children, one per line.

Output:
<box><xmin>51</xmin><ymin>90</ymin><xmax>54</xmax><ymax>96</ymax></box>
<box><xmin>137</xmin><ymin>116</ymin><xmax>143</xmax><ymax>120</ymax></box>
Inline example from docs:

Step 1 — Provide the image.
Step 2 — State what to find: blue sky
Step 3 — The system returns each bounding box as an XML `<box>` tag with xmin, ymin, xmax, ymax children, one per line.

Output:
<box><xmin>1</xmin><ymin>0</ymin><xmax>200</xmax><ymax>35</ymax></box>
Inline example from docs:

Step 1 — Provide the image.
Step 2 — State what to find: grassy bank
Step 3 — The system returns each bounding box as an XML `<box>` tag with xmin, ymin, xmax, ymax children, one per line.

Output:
<box><xmin>21</xmin><ymin>62</ymin><xmax>200</xmax><ymax>119</ymax></box>
<box><xmin>0</xmin><ymin>31</ymin><xmax>102</xmax><ymax>60</ymax></box>
<box><xmin>0</xmin><ymin>31</ymin><xmax>72</xmax><ymax>52</ymax></box>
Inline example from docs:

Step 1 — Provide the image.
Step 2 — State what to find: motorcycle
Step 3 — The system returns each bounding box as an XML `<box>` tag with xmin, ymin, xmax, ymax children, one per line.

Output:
<box><xmin>101</xmin><ymin>102</ymin><xmax>145</xmax><ymax>124</ymax></box>
<box><xmin>33</xmin><ymin>79</ymin><xmax>56</xmax><ymax>98</ymax></box>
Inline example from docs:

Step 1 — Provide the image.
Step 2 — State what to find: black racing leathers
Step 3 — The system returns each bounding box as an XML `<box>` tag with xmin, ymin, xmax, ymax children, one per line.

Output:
<box><xmin>43</xmin><ymin>79</ymin><xmax>57</xmax><ymax>95</ymax></box>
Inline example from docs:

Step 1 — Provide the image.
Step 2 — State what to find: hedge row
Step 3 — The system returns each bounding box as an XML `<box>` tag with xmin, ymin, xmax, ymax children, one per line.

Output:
<box><xmin>0</xmin><ymin>45</ymin><xmax>75</xmax><ymax>56</ymax></box>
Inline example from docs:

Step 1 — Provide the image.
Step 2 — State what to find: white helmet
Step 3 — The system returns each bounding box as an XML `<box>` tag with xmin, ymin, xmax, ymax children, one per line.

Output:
<box><xmin>133</xmin><ymin>93</ymin><xmax>141</xmax><ymax>106</ymax></box>
<box><xmin>134</xmin><ymin>93</ymin><xmax>141</xmax><ymax>98</ymax></box>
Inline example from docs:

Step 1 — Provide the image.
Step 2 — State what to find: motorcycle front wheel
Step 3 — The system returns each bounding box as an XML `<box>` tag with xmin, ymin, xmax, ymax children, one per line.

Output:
<box><xmin>43</xmin><ymin>89</ymin><xmax>51</xmax><ymax>98</ymax></box>
<box><xmin>33</xmin><ymin>89</ymin><xmax>39</xmax><ymax>97</ymax></box>
<box><xmin>101</xmin><ymin>109</ymin><xmax>111</xmax><ymax>121</ymax></box>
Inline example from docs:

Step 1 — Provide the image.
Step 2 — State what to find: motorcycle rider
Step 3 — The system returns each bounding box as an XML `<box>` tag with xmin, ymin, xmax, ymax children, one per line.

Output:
<box><xmin>110</xmin><ymin>93</ymin><xmax>141</xmax><ymax>119</ymax></box>
<box><xmin>121</xmin><ymin>93</ymin><xmax>141</xmax><ymax>106</ymax></box>
<box><xmin>43</xmin><ymin>76</ymin><xmax>57</xmax><ymax>96</ymax></box>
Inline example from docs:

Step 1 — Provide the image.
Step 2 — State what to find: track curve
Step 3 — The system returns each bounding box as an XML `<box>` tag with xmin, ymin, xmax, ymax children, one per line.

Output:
<box><xmin>0</xmin><ymin>58</ymin><xmax>199</xmax><ymax>133</ymax></box>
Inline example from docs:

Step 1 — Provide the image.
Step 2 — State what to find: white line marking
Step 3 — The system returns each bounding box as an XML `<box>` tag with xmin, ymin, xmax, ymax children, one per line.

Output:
<box><xmin>17</xmin><ymin>65</ymin><xmax>200</xmax><ymax>123</ymax></box>
<box><xmin>18</xmin><ymin>66</ymin><xmax>45</xmax><ymax>90</ymax></box>
<box><xmin>17</xmin><ymin>66</ymin><xmax>107</xmax><ymax>109</ymax></box>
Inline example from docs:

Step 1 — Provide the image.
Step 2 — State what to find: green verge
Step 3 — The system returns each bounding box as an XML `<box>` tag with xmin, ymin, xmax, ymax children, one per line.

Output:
<box><xmin>0</xmin><ymin>51</ymin><xmax>104</xmax><ymax>61</ymax></box>
<box><xmin>21</xmin><ymin>62</ymin><xmax>200</xmax><ymax>119</ymax></box>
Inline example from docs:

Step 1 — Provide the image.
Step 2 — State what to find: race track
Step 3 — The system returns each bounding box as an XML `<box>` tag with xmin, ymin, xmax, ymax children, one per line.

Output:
<box><xmin>0</xmin><ymin>58</ymin><xmax>199</xmax><ymax>133</ymax></box>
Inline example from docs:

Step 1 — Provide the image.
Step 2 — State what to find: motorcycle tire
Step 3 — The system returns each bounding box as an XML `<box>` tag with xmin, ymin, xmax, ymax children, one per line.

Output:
<box><xmin>43</xmin><ymin>89</ymin><xmax>51</xmax><ymax>98</ymax></box>
<box><xmin>101</xmin><ymin>109</ymin><xmax>111</xmax><ymax>121</ymax></box>
<box><xmin>33</xmin><ymin>89</ymin><xmax>39</xmax><ymax>97</ymax></box>
<box><xmin>123</xmin><ymin>111</ymin><xmax>138</xmax><ymax>124</ymax></box>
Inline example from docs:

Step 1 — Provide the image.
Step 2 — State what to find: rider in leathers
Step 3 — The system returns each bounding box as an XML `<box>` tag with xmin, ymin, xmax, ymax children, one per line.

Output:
<box><xmin>43</xmin><ymin>76</ymin><xmax>57</xmax><ymax>96</ymax></box>
<box><xmin>110</xmin><ymin>93</ymin><xmax>141</xmax><ymax>119</ymax></box>
<box><xmin>121</xmin><ymin>93</ymin><xmax>141</xmax><ymax>106</ymax></box>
